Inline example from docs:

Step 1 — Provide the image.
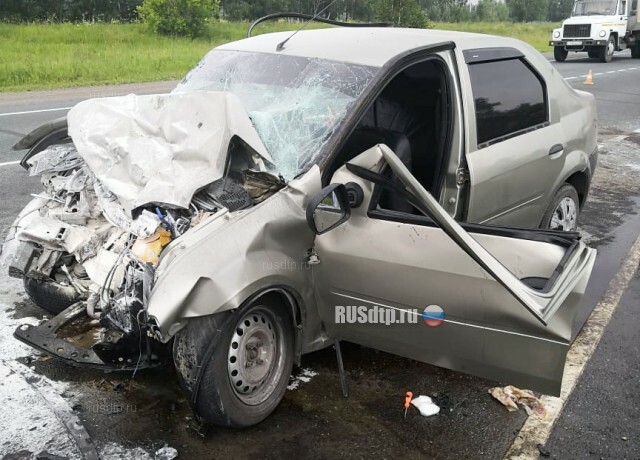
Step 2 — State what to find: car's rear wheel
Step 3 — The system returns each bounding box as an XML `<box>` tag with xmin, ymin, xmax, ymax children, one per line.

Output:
<box><xmin>541</xmin><ymin>184</ymin><xmax>580</xmax><ymax>231</ymax></box>
<box><xmin>599</xmin><ymin>37</ymin><xmax>615</xmax><ymax>63</ymax></box>
<box><xmin>173</xmin><ymin>298</ymin><xmax>294</xmax><ymax>428</ymax></box>
<box><xmin>554</xmin><ymin>46</ymin><xmax>568</xmax><ymax>62</ymax></box>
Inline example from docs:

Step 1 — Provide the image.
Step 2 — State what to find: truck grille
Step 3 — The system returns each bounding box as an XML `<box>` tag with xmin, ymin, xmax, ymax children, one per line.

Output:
<box><xmin>564</xmin><ymin>24</ymin><xmax>591</xmax><ymax>38</ymax></box>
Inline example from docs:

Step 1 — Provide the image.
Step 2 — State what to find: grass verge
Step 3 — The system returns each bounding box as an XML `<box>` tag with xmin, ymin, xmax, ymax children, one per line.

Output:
<box><xmin>0</xmin><ymin>22</ymin><xmax>315</xmax><ymax>92</ymax></box>
<box><xmin>434</xmin><ymin>21</ymin><xmax>559</xmax><ymax>52</ymax></box>
<box><xmin>0</xmin><ymin>21</ymin><xmax>558</xmax><ymax>93</ymax></box>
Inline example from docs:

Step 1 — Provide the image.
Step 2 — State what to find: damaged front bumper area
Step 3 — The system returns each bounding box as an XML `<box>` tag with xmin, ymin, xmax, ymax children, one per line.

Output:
<box><xmin>2</xmin><ymin>91</ymin><xmax>286</xmax><ymax>369</ymax></box>
<box><xmin>14</xmin><ymin>302</ymin><xmax>165</xmax><ymax>369</ymax></box>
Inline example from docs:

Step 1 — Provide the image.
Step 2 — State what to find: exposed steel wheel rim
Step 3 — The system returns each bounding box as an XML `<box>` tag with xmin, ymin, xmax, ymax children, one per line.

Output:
<box><xmin>227</xmin><ymin>306</ymin><xmax>285</xmax><ymax>405</ymax></box>
<box><xmin>550</xmin><ymin>197</ymin><xmax>578</xmax><ymax>231</ymax></box>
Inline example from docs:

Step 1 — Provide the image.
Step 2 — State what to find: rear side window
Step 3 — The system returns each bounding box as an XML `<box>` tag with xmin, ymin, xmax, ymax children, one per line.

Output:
<box><xmin>468</xmin><ymin>58</ymin><xmax>548</xmax><ymax>148</ymax></box>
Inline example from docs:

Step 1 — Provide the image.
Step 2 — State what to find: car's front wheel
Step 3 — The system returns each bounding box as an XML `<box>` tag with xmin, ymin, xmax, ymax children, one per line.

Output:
<box><xmin>541</xmin><ymin>184</ymin><xmax>580</xmax><ymax>231</ymax></box>
<box><xmin>173</xmin><ymin>298</ymin><xmax>294</xmax><ymax>427</ymax></box>
<box><xmin>554</xmin><ymin>46</ymin><xmax>568</xmax><ymax>62</ymax></box>
<box><xmin>24</xmin><ymin>274</ymin><xmax>81</xmax><ymax>314</ymax></box>
<box><xmin>632</xmin><ymin>42</ymin><xmax>640</xmax><ymax>59</ymax></box>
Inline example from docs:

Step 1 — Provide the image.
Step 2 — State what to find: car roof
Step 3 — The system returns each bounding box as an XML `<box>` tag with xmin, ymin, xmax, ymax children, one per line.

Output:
<box><xmin>217</xmin><ymin>27</ymin><xmax>525</xmax><ymax>67</ymax></box>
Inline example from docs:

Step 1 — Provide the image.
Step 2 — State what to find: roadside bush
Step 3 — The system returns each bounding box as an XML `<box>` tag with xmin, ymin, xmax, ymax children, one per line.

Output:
<box><xmin>137</xmin><ymin>0</ymin><xmax>220</xmax><ymax>38</ymax></box>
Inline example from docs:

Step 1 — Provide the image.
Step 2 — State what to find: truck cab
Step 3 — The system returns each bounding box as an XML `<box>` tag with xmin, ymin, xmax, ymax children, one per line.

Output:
<box><xmin>550</xmin><ymin>0</ymin><xmax>640</xmax><ymax>62</ymax></box>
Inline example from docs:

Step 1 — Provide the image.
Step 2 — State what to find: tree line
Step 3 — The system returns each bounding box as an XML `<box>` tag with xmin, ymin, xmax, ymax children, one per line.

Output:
<box><xmin>0</xmin><ymin>0</ymin><xmax>576</xmax><ymax>24</ymax></box>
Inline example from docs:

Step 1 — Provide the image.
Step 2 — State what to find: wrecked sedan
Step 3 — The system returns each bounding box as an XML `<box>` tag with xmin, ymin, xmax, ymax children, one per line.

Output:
<box><xmin>2</xmin><ymin>28</ymin><xmax>597</xmax><ymax>428</ymax></box>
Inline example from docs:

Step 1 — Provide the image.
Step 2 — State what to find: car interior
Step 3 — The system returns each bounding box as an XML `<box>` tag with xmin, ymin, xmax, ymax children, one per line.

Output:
<box><xmin>331</xmin><ymin>58</ymin><xmax>452</xmax><ymax>214</ymax></box>
<box><xmin>326</xmin><ymin>57</ymin><xmax>584</xmax><ymax>294</ymax></box>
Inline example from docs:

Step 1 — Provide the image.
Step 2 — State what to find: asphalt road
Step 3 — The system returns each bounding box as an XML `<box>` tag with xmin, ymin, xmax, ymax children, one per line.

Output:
<box><xmin>0</xmin><ymin>50</ymin><xmax>639</xmax><ymax>460</ymax></box>
<box><xmin>554</xmin><ymin>49</ymin><xmax>640</xmax><ymax>132</ymax></box>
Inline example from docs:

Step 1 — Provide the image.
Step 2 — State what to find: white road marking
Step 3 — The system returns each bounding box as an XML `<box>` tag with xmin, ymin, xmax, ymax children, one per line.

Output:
<box><xmin>563</xmin><ymin>66</ymin><xmax>640</xmax><ymax>81</ymax></box>
<box><xmin>0</xmin><ymin>161</ymin><xmax>20</xmax><ymax>167</ymax></box>
<box><xmin>505</xmin><ymin>232</ymin><xmax>640</xmax><ymax>459</ymax></box>
<box><xmin>0</xmin><ymin>106</ymin><xmax>72</xmax><ymax>118</ymax></box>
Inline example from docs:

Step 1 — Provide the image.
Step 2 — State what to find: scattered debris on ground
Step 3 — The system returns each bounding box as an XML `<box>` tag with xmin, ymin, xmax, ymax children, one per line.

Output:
<box><xmin>489</xmin><ymin>385</ymin><xmax>547</xmax><ymax>418</ymax></box>
<box><xmin>287</xmin><ymin>368</ymin><xmax>318</xmax><ymax>390</ymax></box>
<box><xmin>411</xmin><ymin>395</ymin><xmax>441</xmax><ymax>417</ymax></box>
<box><xmin>154</xmin><ymin>444</ymin><xmax>178</xmax><ymax>460</ymax></box>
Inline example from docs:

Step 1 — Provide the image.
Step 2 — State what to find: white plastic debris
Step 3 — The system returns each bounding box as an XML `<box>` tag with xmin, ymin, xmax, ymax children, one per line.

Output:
<box><xmin>155</xmin><ymin>444</ymin><xmax>178</xmax><ymax>460</ymax></box>
<box><xmin>27</xmin><ymin>144</ymin><xmax>84</xmax><ymax>176</ymax></box>
<box><xmin>287</xmin><ymin>368</ymin><xmax>319</xmax><ymax>390</ymax></box>
<box><xmin>411</xmin><ymin>395</ymin><xmax>440</xmax><ymax>417</ymax></box>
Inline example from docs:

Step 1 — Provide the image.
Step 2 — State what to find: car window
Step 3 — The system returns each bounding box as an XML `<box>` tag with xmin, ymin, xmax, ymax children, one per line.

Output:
<box><xmin>174</xmin><ymin>50</ymin><xmax>378</xmax><ymax>180</ymax></box>
<box><xmin>468</xmin><ymin>58</ymin><xmax>548</xmax><ymax>148</ymax></box>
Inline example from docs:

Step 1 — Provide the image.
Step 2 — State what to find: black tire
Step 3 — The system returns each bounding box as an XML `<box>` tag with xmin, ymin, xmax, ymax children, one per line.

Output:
<box><xmin>540</xmin><ymin>184</ymin><xmax>580</xmax><ymax>231</ymax></box>
<box><xmin>632</xmin><ymin>43</ymin><xmax>640</xmax><ymax>59</ymax></box>
<box><xmin>554</xmin><ymin>46</ymin><xmax>568</xmax><ymax>62</ymax></box>
<box><xmin>588</xmin><ymin>50</ymin><xmax>599</xmax><ymax>59</ymax></box>
<box><xmin>173</xmin><ymin>298</ymin><xmax>294</xmax><ymax>428</ymax></box>
<box><xmin>599</xmin><ymin>36</ymin><xmax>615</xmax><ymax>63</ymax></box>
<box><xmin>23</xmin><ymin>276</ymin><xmax>81</xmax><ymax>314</ymax></box>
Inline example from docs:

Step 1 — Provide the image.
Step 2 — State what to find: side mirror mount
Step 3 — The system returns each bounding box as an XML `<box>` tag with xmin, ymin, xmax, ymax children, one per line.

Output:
<box><xmin>306</xmin><ymin>184</ymin><xmax>351</xmax><ymax>235</ymax></box>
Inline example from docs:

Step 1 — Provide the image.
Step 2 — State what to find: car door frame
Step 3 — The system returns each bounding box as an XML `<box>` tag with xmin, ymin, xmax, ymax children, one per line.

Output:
<box><xmin>318</xmin><ymin>41</ymin><xmax>464</xmax><ymax>215</ymax></box>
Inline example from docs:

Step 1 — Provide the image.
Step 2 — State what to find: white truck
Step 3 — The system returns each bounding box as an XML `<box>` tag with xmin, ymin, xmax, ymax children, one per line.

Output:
<box><xmin>550</xmin><ymin>0</ymin><xmax>640</xmax><ymax>62</ymax></box>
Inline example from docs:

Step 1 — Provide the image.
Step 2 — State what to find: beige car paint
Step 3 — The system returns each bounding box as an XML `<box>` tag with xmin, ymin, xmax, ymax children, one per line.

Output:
<box><xmin>6</xmin><ymin>28</ymin><xmax>599</xmax><ymax>398</ymax></box>
<box><xmin>144</xmin><ymin>32</ymin><xmax>597</xmax><ymax>394</ymax></box>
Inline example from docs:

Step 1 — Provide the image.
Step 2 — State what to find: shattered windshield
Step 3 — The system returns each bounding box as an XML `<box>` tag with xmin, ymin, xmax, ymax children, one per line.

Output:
<box><xmin>175</xmin><ymin>50</ymin><xmax>378</xmax><ymax>180</ymax></box>
<box><xmin>572</xmin><ymin>0</ymin><xmax>618</xmax><ymax>15</ymax></box>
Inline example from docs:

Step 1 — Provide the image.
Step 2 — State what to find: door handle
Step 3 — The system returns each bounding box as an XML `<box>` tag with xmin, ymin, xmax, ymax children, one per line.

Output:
<box><xmin>549</xmin><ymin>144</ymin><xmax>564</xmax><ymax>155</ymax></box>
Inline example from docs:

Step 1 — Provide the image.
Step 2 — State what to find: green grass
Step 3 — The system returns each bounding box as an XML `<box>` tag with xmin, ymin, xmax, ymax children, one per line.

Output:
<box><xmin>0</xmin><ymin>21</ymin><xmax>559</xmax><ymax>93</ymax></box>
<box><xmin>0</xmin><ymin>21</ymin><xmax>318</xmax><ymax>92</ymax></box>
<box><xmin>434</xmin><ymin>22</ymin><xmax>560</xmax><ymax>52</ymax></box>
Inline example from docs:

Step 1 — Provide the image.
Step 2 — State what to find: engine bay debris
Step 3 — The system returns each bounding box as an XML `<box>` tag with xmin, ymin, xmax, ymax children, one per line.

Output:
<box><xmin>2</xmin><ymin>91</ymin><xmax>286</xmax><ymax>367</ymax></box>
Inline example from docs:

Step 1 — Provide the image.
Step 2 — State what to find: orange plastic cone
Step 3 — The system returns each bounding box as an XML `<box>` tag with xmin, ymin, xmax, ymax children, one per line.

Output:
<box><xmin>584</xmin><ymin>70</ymin><xmax>594</xmax><ymax>85</ymax></box>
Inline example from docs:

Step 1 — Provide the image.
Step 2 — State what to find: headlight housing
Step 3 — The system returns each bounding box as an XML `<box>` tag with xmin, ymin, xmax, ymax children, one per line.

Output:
<box><xmin>554</xmin><ymin>30</ymin><xmax>561</xmax><ymax>39</ymax></box>
<box><xmin>599</xmin><ymin>30</ymin><xmax>607</xmax><ymax>37</ymax></box>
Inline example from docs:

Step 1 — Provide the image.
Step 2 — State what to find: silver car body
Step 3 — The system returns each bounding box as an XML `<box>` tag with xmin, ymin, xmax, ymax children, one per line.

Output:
<box><xmin>6</xmin><ymin>28</ymin><xmax>598</xmax><ymax>396</ymax></box>
<box><xmin>146</xmin><ymin>29</ymin><xmax>597</xmax><ymax>394</ymax></box>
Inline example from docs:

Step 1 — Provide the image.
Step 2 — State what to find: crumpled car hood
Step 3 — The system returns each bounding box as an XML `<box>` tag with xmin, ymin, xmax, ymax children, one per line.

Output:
<box><xmin>68</xmin><ymin>91</ymin><xmax>274</xmax><ymax>215</ymax></box>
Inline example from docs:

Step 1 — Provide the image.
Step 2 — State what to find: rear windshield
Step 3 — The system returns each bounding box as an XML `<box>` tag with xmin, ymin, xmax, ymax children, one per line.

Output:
<box><xmin>175</xmin><ymin>50</ymin><xmax>378</xmax><ymax>180</ymax></box>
